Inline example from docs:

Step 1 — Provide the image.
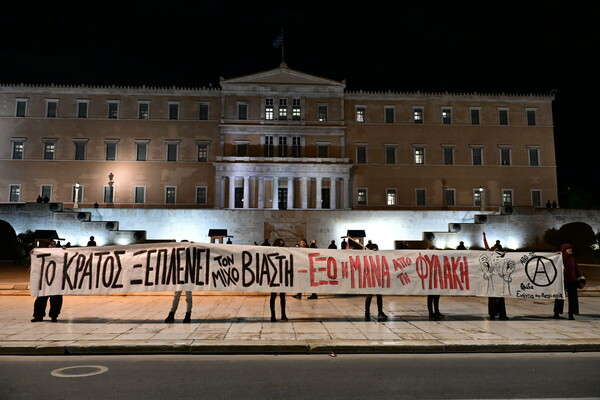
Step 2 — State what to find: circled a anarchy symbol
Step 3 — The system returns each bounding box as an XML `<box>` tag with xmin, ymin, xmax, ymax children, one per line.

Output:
<box><xmin>525</xmin><ymin>256</ymin><xmax>557</xmax><ymax>287</ymax></box>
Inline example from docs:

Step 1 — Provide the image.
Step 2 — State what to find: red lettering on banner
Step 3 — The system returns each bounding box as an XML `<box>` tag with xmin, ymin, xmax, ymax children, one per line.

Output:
<box><xmin>308</xmin><ymin>253</ymin><xmax>339</xmax><ymax>287</ymax></box>
<box><xmin>417</xmin><ymin>253</ymin><xmax>470</xmax><ymax>292</ymax></box>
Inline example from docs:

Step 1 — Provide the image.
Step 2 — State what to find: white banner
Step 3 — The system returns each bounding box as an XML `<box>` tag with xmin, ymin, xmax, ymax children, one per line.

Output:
<box><xmin>29</xmin><ymin>242</ymin><xmax>564</xmax><ymax>300</ymax></box>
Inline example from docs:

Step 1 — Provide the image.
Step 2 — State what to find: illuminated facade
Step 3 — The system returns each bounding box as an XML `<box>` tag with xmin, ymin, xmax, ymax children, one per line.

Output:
<box><xmin>0</xmin><ymin>63</ymin><xmax>557</xmax><ymax>211</ymax></box>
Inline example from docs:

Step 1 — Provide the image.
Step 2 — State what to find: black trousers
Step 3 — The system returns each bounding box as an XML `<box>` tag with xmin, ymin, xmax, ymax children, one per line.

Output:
<box><xmin>427</xmin><ymin>295</ymin><xmax>441</xmax><ymax>315</ymax></box>
<box><xmin>270</xmin><ymin>293</ymin><xmax>287</xmax><ymax>318</ymax></box>
<box><xmin>554</xmin><ymin>281</ymin><xmax>579</xmax><ymax>315</ymax></box>
<box><xmin>488</xmin><ymin>297</ymin><xmax>506</xmax><ymax>317</ymax></box>
<box><xmin>365</xmin><ymin>294</ymin><xmax>383</xmax><ymax>313</ymax></box>
<box><xmin>33</xmin><ymin>296</ymin><xmax>63</xmax><ymax>319</ymax></box>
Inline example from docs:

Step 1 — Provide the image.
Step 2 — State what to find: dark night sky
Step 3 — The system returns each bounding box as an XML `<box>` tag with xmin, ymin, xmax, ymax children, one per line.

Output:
<box><xmin>1</xmin><ymin>1</ymin><xmax>597</xmax><ymax>199</ymax></box>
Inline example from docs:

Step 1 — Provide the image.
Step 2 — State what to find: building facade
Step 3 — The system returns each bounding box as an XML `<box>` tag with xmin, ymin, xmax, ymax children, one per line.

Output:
<box><xmin>0</xmin><ymin>63</ymin><xmax>557</xmax><ymax>211</ymax></box>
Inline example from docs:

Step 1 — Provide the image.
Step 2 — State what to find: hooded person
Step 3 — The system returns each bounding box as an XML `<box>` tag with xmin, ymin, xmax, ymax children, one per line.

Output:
<box><xmin>553</xmin><ymin>243</ymin><xmax>582</xmax><ymax>320</ymax></box>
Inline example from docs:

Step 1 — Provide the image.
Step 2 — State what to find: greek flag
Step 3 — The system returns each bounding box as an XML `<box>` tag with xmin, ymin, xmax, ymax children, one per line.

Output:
<box><xmin>272</xmin><ymin>33</ymin><xmax>283</xmax><ymax>48</ymax></box>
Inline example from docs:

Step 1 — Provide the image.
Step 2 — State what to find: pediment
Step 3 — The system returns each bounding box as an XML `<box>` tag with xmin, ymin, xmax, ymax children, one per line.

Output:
<box><xmin>220</xmin><ymin>63</ymin><xmax>345</xmax><ymax>88</ymax></box>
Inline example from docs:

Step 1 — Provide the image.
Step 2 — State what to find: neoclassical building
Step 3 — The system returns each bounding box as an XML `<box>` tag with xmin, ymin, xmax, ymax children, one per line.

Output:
<box><xmin>0</xmin><ymin>63</ymin><xmax>557</xmax><ymax>211</ymax></box>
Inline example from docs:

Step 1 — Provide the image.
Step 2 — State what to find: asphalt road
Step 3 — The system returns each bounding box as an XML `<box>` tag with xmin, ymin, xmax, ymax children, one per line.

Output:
<box><xmin>1</xmin><ymin>353</ymin><xmax>599</xmax><ymax>399</ymax></box>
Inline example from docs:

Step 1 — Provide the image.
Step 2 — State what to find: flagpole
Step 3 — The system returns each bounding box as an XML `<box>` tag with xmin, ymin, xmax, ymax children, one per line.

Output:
<box><xmin>281</xmin><ymin>29</ymin><xmax>285</xmax><ymax>63</ymax></box>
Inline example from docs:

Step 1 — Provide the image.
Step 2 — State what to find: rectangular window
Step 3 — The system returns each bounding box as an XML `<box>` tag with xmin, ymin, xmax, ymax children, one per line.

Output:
<box><xmin>470</xmin><ymin>108</ymin><xmax>480</xmax><ymax>125</ymax></box>
<box><xmin>498</xmin><ymin>109</ymin><xmax>509</xmax><ymax>125</ymax></box>
<box><xmin>384</xmin><ymin>107</ymin><xmax>395</xmax><ymax>123</ymax></box>
<box><xmin>471</xmin><ymin>147</ymin><xmax>483</xmax><ymax>165</ymax></box>
<box><xmin>72</xmin><ymin>184</ymin><xmax>83</xmax><ymax>203</ymax></box>
<box><xmin>528</xmin><ymin>148</ymin><xmax>539</xmax><ymax>166</ymax></box>
<box><xmin>197</xmin><ymin>144</ymin><xmax>208</xmax><ymax>162</ymax></box>
<box><xmin>357</xmin><ymin>189</ymin><xmax>367</xmax><ymax>206</ymax></box>
<box><xmin>168</xmin><ymin>102</ymin><xmax>179</xmax><ymax>120</ymax></box>
<box><xmin>291</xmin><ymin>136</ymin><xmax>301</xmax><ymax>157</ymax></box>
<box><xmin>356</xmin><ymin>146</ymin><xmax>367</xmax><ymax>164</ymax></box>
<box><xmin>278</xmin><ymin>136</ymin><xmax>288</xmax><ymax>157</ymax></box>
<box><xmin>500</xmin><ymin>148</ymin><xmax>511</xmax><ymax>165</ymax></box>
<box><xmin>136</xmin><ymin>142</ymin><xmax>148</xmax><ymax>161</ymax></box>
<box><xmin>238</xmin><ymin>103</ymin><xmax>248</xmax><ymax>120</ymax></box>
<box><xmin>9</xmin><ymin>185</ymin><xmax>21</xmax><ymax>202</ymax></box>
<box><xmin>318</xmin><ymin>144</ymin><xmax>329</xmax><ymax>158</ymax></box>
<box><xmin>442</xmin><ymin>108</ymin><xmax>452</xmax><ymax>124</ymax></box>
<box><xmin>531</xmin><ymin>190</ymin><xmax>542</xmax><ymax>207</ymax></box>
<box><xmin>265</xmin><ymin>98</ymin><xmax>274</xmax><ymax>120</ymax></box>
<box><xmin>74</xmin><ymin>141</ymin><xmax>86</xmax><ymax>160</ymax></box>
<box><xmin>47</xmin><ymin>100</ymin><xmax>58</xmax><ymax>118</ymax></box>
<box><xmin>264</xmin><ymin>136</ymin><xmax>274</xmax><ymax>157</ymax></box>
<box><xmin>108</xmin><ymin>101</ymin><xmax>119</xmax><ymax>119</ymax></box>
<box><xmin>444</xmin><ymin>189</ymin><xmax>455</xmax><ymax>206</ymax></box>
<box><xmin>385</xmin><ymin>145</ymin><xmax>396</xmax><ymax>164</ymax></box>
<box><xmin>292</xmin><ymin>98</ymin><xmax>301</xmax><ymax>120</ymax></box>
<box><xmin>198</xmin><ymin>103</ymin><xmax>209</xmax><ymax>120</ymax></box>
<box><xmin>473</xmin><ymin>189</ymin><xmax>482</xmax><ymax>206</ymax></box>
<box><xmin>44</xmin><ymin>141</ymin><xmax>55</xmax><ymax>160</ymax></box>
<box><xmin>106</xmin><ymin>142</ymin><xmax>117</xmax><ymax>161</ymax></box>
<box><xmin>416</xmin><ymin>189</ymin><xmax>426</xmax><ymax>206</ymax></box>
<box><xmin>237</xmin><ymin>143</ymin><xmax>248</xmax><ymax>157</ymax></box>
<box><xmin>414</xmin><ymin>147</ymin><xmax>425</xmax><ymax>164</ymax></box>
<box><xmin>77</xmin><ymin>101</ymin><xmax>89</xmax><ymax>118</ymax></box>
<box><xmin>134</xmin><ymin>186</ymin><xmax>145</xmax><ymax>203</ymax></box>
<box><xmin>443</xmin><ymin>147</ymin><xmax>454</xmax><ymax>165</ymax></box>
<box><xmin>138</xmin><ymin>102</ymin><xmax>150</xmax><ymax>119</ymax></box>
<box><xmin>16</xmin><ymin>100</ymin><xmax>27</xmax><ymax>117</ymax></box>
<box><xmin>502</xmin><ymin>189</ymin><xmax>513</xmax><ymax>206</ymax></box>
<box><xmin>41</xmin><ymin>185</ymin><xmax>52</xmax><ymax>201</ymax></box>
<box><xmin>165</xmin><ymin>186</ymin><xmax>176</xmax><ymax>204</ymax></box>
<box><xmin>278</xmin><ymin>99</ymin><xmax>287</xmax><ymax>120</ymax></box>
<box><xmin>413</xmin><ymin>107</ymin><xmax>423</xmax><ymax>124</ymax></box>
<box><xmin>386</xmin><ymin>189</ymin><xmax>396</xmax><ymax>206</ymax></box>
<box><xmin>12</xmin><ymin>141</ymin><xmax>24</xmax><ymax>159</ymax></box>
<box><xmin>318</xmin><ymin>105</ymin><xmax>328</xmax><ymax>122</ymax></box>
<box><xmin>103</xmin><ymin>185</ymin><xmax>114</xmax><ymax>203</ymax></box>
<box><xmin>196</xmin><ymin>187</ymin><xmax>207</xmax><ymax>205</ymax></box>
<box><xmin>356</xmin><ymin>107</ymin><xmax>365</xmax><ymax>123</ymax></box>
<box><xmin>167</xmin><ymin>143</ymin><xmax>178</xmax><ymax>161</ymax></box>
<box><xmin>527</xmin><ymin>109</ymin><xmax>537</xmax><ymax>126</ymax></box>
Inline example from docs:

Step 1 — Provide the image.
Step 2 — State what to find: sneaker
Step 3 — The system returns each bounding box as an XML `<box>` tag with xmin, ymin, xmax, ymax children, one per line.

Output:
<box><xmin>499</xmin><ymin>315</ymin><xmax>509</xmax><ymax>321</ymax></box>
<box><xmin>307</xmin><ymin>294</ymin><xmax>318</xmax><ymax>299</ymax></box>
<box><xmin>377</xmin><ymin>313</ymin><xmax>388</xmax><ymax>321</ymax></box>
<box><xmin>292</xmin><ymin>294</ymin><xmax>302</xmax><ymax>299</ymax></box>
<box><xmin>31</xmin><ymin>317</ymin><xmax>43</xmax><ymax>322</ymax></box>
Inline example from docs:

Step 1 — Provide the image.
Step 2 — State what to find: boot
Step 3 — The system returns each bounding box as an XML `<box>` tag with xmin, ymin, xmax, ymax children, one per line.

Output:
<box><xmin>271</xmin><ymin>313</ymin><xmax>277</xmax><ymax>322</ymax></box>
<box><xmin>364</xmin><ymin>311</ymin><xmax>371</xmax><ymax>321</ymax></box>
<box><xmin>164</xmin><ymin>311</ymin><xmax>175</xmax><ymax>323</ymax></box>
<box><xmin>183</xmin><ymin>312</ymin><xmax>191</xmax><ymax>323</ymax></box>
<box><xmin>377</xmin><ymin>312</ymin><xmax>388</xmax><ymax>321</ymax></box>
<box><xmin>281</xmin><ymin>313</ymin><xmax>288</xmax><ymax>321</ymax></box>
<box><xmin>568</xmin><ymin>313</ymin><xmax>575</xmax><ymax>320</ymax></box>
<box><xmin>554</xmin><ymin>312</ymin><xmax>560</xmax><ymax>319</ymax></box>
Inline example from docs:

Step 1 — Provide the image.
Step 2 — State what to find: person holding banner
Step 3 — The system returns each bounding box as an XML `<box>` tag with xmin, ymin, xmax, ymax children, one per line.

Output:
<box><xmin>364</xmin><ymin>241</ymin><xmax>388</xmax><ymax>321</ymax></box>
<box><xmin>31</xmin><ymin>241</ymin><xmax>63</xmax><ymax>322</ymax></box>
<box><xmin>426</xmin><ymin>246</ymin><xmax>445</xmax><ymax>319</ymax></box>
<box><xmin>293</xmin><ymin>239</ymin><xmax>318</xmax><ymax>300</ymax></box>
<box><xmin>483</xmin><ymin>232</ymin><xmax>509</xmax><ymax>320</ymax></box>
<box><xmin>164</xmin><ymin>291</ymin><xmax>192</xmax><ymax>323</ymax></box>
<box><xmin>553</xmin><ymin>243</ymin><xmax>581</xmax><ymax>320</ymax></box>
<box><xmin>270</xmin><ymin>238</ymin><xmax>289</xmax><ymax>322</ymax></box>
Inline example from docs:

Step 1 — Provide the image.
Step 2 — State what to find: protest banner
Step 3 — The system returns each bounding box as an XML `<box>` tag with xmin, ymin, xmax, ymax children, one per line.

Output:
<box><xmin>29</xmin><ymin>242</ymin><xmax>564</xmax><ymax>300</ymax></box>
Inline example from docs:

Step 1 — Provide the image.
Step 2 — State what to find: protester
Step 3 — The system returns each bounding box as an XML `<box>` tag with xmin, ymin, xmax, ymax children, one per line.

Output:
<box><xmin>364</xmin><ymin>240</ymin><xmax>387</xmax><ymax>321</ymax></box>
<box><xmin>31</xmin><ymin>241</ymin><xmax>63</xmax><ymax>322</ymax></box>
<box><xmin>553</xmin><ymin>243</ymin><xmax>582</xmax><ymax>320</ymax></box>
<box><xmin>483</xmin><ymin>232</ymin><xmax>509</xmax><ymax>320</ymax></box>
<box><xmin>165</xmin><ymin>291</ymin><xmax>193</xmax><ymax>323</ymax></box>
<box><xmin>270</xmin><ymin>238</ymin><xmax>288</xmax><ymax>322</ymax></box>
<box><xmin>293</xmin><ymin>239</ymin><xmax>318</xmax><ymax>299</ymax></box>
<box><xmin>426</xmin><ymin>245</ymin><xmax>444</xmax><ymax>319</ymax></box>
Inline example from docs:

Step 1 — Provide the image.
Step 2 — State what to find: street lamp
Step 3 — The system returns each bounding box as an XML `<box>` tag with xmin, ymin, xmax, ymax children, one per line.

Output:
<box><xmin>74</xmin><ymin>182</ymin><xmax>80</xmax><ymax>208</ymax></box>
<box><xmin>479</xmin><ymin>186</ymin><xmax>484</xmax><ymax>212</ymax></box>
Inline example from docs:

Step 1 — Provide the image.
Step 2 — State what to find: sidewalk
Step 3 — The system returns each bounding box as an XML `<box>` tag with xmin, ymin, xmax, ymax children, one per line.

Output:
<box><xmin>1</xmin><ymin>263</ymin><xmax>600</xmax><ymax>355</ymax></box>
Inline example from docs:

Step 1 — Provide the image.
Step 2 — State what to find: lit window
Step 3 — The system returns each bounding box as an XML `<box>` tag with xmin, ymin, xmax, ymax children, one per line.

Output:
<box><xmin>502</xmin><ymin>190</ymin><xmax>513</xmax><ymax>206</ymax></box>
<box><xmin>292</xmin><ymin>98</ymin><xmax>301</xmax><ymax>120</ymax></box>
<box><xmin>138</xmin><ymin>102</ymin><xmax>150</xmax><ymax>119</ymax></box>
<box><xmin>12</xmin><ymin>141</ymin><xmax>24</xmax><ymax>159</ymax></box>
<box><xmin>386</xmin><ymin>189</ymin><xmax>396</xmax><ymax>205</ymax></box>
<box><xmin>278</xmin><ymin>99</ymin><xmax>287</xmax><ymax>120</ymax></box>
<box><xmin>318</xmin><ymin>105</ymin><xmax>328</xmax><ymax>122</ymax></box>
<box><xmin>197</xmin><ymin>144</ymin><xmax>208</xmax><ymax>162</ymax></box>
<box><xmin>165</xmin><ymin>186</ymin><xmax>176</xmax><ymax>204</ymax></box>
<box><xmin>44</xmin><ymin>141</ymin><xmax>55</xmax><ymax>160</ymax></box>
<box><xmin>442</xmin><ymin>108</ymin><xmax>452</xmax><ymax>124</ymax></box>
<box><xmin>357</xmin><ymin>189</ymin><xmax>367</xmax><ymax>205</ymax></box>
<box><xmin>265</xmin><ymin>98</ymin><xmax>274</xmax><ymax>120</ymax></box>
<box><xmin>356</xmin><ymin>107</ymin><xmax>365</xmax><ymax>123</ymax></box>
<box><xmin>473</xmin><ymin>189</ymin><xmax>482</xmax><ymax>206</ymax></box>
<box><xmin>413</xmin><ymin>107</ymin><xmax>423</xmax><ymax>124</ymax></box>
<box><xmin>414</xmin><ymin>147</ymin><xmax>425</xmax><ymax>164</ymax></box>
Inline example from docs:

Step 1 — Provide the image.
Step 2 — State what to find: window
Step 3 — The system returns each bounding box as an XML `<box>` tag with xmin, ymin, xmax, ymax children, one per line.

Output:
<box><xmin>317</xmin><ymin>143</ymin><xmax>329</xmax><ymax>158</ymax></box>
<box><xmin>318</xmin><ymin>105</ymin><xmax>328</xmax><ymax>122</ymax></box>
<box><xmin>74</xmin><ymin>141</ymin><xmax>87</xmax><ymax>160</ymax></box>
<box><xmin>103</xmin><ymin>185</ymin><xmax>114</xmax><ymax>203</ymax></box>
<box><xmin>278</xmin><ymin>136</ymin><xmax>288</xmax><ymax>157</ymax></box>
<box><xmin>442</xmin><ymin>108</ymin><xmax>452</xmax><ymax>124</ymax></box>
<box><xmin>531</xmin><ymin>190</ymin><xmax>542</xmax><ymax>207</ymax></box>
<box><xmin>414</xmin><ymin>146</ymin><xmax>425</xmax><ymax>164</ymax></box>
<box><xmin>9</xmin><ymin>185</ymin><xmax>21</xmax><ymax>202</ymax></box>
<box><xmin>385</xmin><ymin>145</ymin><xmax>396</xmax><ymax>164</ymax></box>
<box><xmin>356</xmin><ymin>106</ymin><xmax>365</xmax><ymax>123</ymax></box>
<box><xmin>386</xmin><ymin>189</ymin><xmax>396</xmax><ymax>206</ymax></box>
<box><xmin>43</xmin><ymin>141</ymin><xmax>56</xmax><ymax>160</ymax></box>
<box><xmin>264</xmin><ymin>136</ymin><xmax>274</xmax><ymax>157</ymax></box>
<box><xmin>356</xmin><ymin>145</ymin><xmax>367</xmax><ymax>164</ymax></box>
<box><xmin>502</xmin><ymin>189</ymin><xmax>513</xmax><ymax>206</ymax></box>
<box><xmin>473</xmin><ymin>189</ymin><xmax>482</xmax><ymax>206</ymax></box>
<box><xmin>527</xmin><ymin>109</ymin><xmax>537</xmax><ymax>126</ymax></box>
<box><xmin>196</xmin><ymin>187</ymin><xmax>207</xmax><ymax>205</ymax></box>
<box><xmin>198</xmin><ymin>103</ymin><xmax>209</xmax><ymax>120</ymax></box>
<box><xmin>528</xmin><ymin>147</ymin><xmax>540</xmax><ymax>166</ymax></box>
<box><xmin>292</xmin><ymin>98</ymin><xmax>301</xmax><ymax>120</ymax></box>
<box><xmin>105</xmin><ymin>142</ymin><xmax>117</xmax><ymax>161</ymax></box>
<box><xmin>165</xmin><ymin>186</ymin><xmax>176</xmax><ymax>204</ymax></box>
<box><xmin>444</xmin><ymin>189</ymin><xmax>455</xmax><ymax>206</ymax></box>
<box><xmin>498</xmin><ymin>109</ymin><xmax>509</xmax><ymax>125</ymax></box>
<box><xmin>134</xmin><ymin>186</ymin><xmax>145</xmax><ymax>203</ymax></box>
<box><xmin>384</xmin><ymin>107</ymin><xmax>395</xmax><ymax>123</ymax></box>
<box><xmin>77</xmin><ymin>100</ymin><xmax>89</xmax><ymax>118</ymax></box>
<box><xmin>108</xmin><ymin>101</ymin><xmax>119</xmax><ymax>119</ymax></box>
<box><xmin>41</xmin><ymin>185</ymin><xmax>52</xmax><ymax>201</ymax></box>
<box><xmin>416</xmin><ymin>189</ymin><xmax>426</xmax><ymax>206</ymax></box>
<box><xmin>72</xmin><ymin>184</ymin><xmax>83</xmax><ymax>203</ymax></box>
<box><xmin>413</xmin><ymin>107</ymin><xmax>423</xmax><ymax>124</ymax></box>
<box><xmin>138</xmin><ymin>102</ymin><xmax>150</xmax><ymax>119</ymax></box>
<box><xmin>16</xmin><ymin>99</ymin><xmax>27</xmax><ymax>117</ymax></box>
<box><xmin>357</xmin><ymin>189</ymin><xmax>367</xmax><ymax>206</ymax></box>
<box><xmin>278</xmin><ymin>99</ymin><xmax>287</xmax><ymax>120</ymax></box>
<box><xmin>168</xmin><ymin>102</ymin><xmax>179</xmax><ymax>120</ymax></box>
<box><xmin>12</xmin><ymin>140</ymin><xmax>24</xmax><ymax>159</ymax></box>
<box><xmin>238</xmin><ymin>103</ymin><xmax>248</xmax><ymax>120</ymax></box>
<box><xmin>443</xmin><ymin>147</ymin><xmax>454</xmax><ymax>165</ymax></box>
<box><xmin>47</xmin><ymin>100</ymin><xmax>58</xmax><ymax>118</ymax></box>
<box><xmin>291</xmin><ymin>136</ymin><xmax>302</xmax><ymax>157</ymax></box>
<box><xmin>471</xmin><ymin>147</ymin><xmax>483</xmax><ymax>165</ymax></box>
<box><xmin>500</xmin><ymin>148</ymin><xmax>511</xmax><ymax>165</ymax></box>
<box><xmin>166</xmin><ymin>142</ymin><xmax>178</xmax><ymax>161</ymax></box>
<box><xmin>197</xmin><ymin>143</ymin><xmax>208</xmax><ymax>162</ymax></box>
<box><xmin>265</xmin><ymin>98</ymin><xmax>274</xmax><ymax>120</ymax></box>
<box><xmin>470</xmin><ymin>108</ymin><xmax>480</xmax><ymax>125</ymax></box>
<box><xmin>136</xmin><ymin>141</ymin><xmax>148</xmax><ymax>161</ymax></box>
<box><xmin>236</xmin><ymin>142</ymin><xmax>248</xmax><ymax>157</ymax></box>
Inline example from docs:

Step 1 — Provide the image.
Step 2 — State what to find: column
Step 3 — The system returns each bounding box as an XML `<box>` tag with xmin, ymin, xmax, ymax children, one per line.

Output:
<box><xmin>272</xmin><ymin>177</ymin><xmax>279</xmax><ymax>210</ymax></box>
<box><xmin>301</xmin><ymin>177</ymin><xmax>308</xmax><ymax>209</ymax></box>
<box><xmin>287</xmin><ymin>177</ymin><xmax>294</xmax><ymax>209</ymax></box>
<box><xmin>243</xmin><ymin>176</ymin><xmax>250</xmax><ymax>209</ymax></box>
<box><xmin>228</xmin><ymin>176</ymin><xmax>236</xmax><ymax>209</ymax></box>
<box><xmin>258</xmin><ymin>177</ymin><xmax>265</xmax><ymax>209</ymax></box>
<box><xmin>330</xmin><ymin>177</ymin><xmax>337</xmax><ymax>210</ymax></box>
<box><xmin>341</xmin><ymin>178</ymin><xmax>349</xmax><ymax>209</ymax></box>
<box><xmin>316</xmin><ymin>177</ymin><xmax>322</xmax><ymax>209</ymax></box>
